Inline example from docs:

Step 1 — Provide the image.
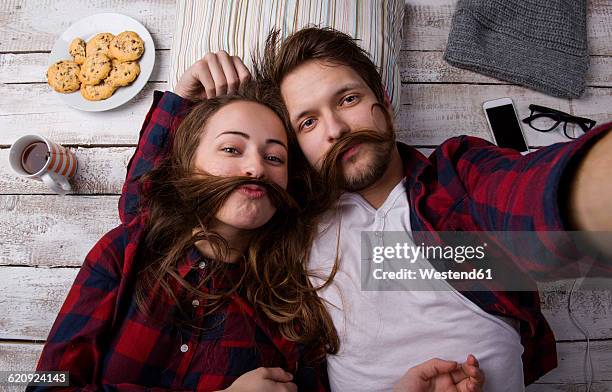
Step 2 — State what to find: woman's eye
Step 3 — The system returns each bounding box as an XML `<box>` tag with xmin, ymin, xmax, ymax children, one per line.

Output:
<box><xmin>221</xmin><ymin>146</ymin><xmax>239</xmax><ymax>154</ymax></box>
<box><xmin>265</xmin><ymin>155</ymin><xmax>285</xmax><ymax>164</ymax></box>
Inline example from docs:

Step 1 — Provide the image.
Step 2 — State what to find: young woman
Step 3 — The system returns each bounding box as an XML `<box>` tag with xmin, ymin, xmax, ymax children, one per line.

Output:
<box><xmin>29</xmin><ymin>77</ymin><xmax>483</xmax><ymax>391</ymax></box>
<box><xmin>29</xmin><ymin>81</ymin><xmax>337</xmax><ymax>391</ymax></box>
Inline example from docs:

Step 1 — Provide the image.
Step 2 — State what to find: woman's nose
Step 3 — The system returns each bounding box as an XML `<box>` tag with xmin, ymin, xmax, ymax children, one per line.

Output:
<box><xmin>242</xmin><ymin>156</ymin><xmax>265</xmax><ymax>178</ymax></box>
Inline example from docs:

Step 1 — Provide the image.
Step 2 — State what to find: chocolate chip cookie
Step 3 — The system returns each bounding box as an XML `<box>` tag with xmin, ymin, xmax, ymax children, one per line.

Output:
<box><xmin>109</xmin><ymin>31</ymin><xmax>145</xmax><ymax>62</ymax></box>
<box><xmin>107</xmin><ymin>59</ymin><xmax>140</xmax><ymax>87</ymax></box>
<box><xmin>80</xmin><ymin>79</ymin><xmax>117</xmax><ymax>101</ymax></box>
<box><xmin>86</xmin><ymin>32</ymin><xmax>115</xmax><ymax>57</ymax></box>
<box><xmin>46</xmin><ymin>60</ymin><xmax>81</xmax><ymax>93</ymax></box>
<box><xmin>78</xmin><ymin>52</ymin><xmax>112</xmax><ymax>85</ymax></box>
<box><xmin>69</xmin><ymin>38</ymin><xmax>86</xmax><ymax>64</ymax></box>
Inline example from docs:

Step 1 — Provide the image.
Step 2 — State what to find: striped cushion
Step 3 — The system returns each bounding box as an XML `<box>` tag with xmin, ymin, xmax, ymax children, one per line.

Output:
<box><xmin>169</xmin><ymin>0</ymin><xmax>404</xmax><ymax>115</ymax></box>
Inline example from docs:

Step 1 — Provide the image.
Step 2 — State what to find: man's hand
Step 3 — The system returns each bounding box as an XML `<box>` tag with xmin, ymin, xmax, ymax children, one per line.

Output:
<box><xmin>393</xmin><ymin>354</ymin><xmax>485</xmax><ymax>392</ymax></box>
<box><xmin>174</xmin><ymin>51</ymin><xmax>251</xmax><ymax>101</ymax></box>
<box><xmin>221</xmin><ymin>367</ymin><xmax>297</xmax><ymax>392</ymax></box>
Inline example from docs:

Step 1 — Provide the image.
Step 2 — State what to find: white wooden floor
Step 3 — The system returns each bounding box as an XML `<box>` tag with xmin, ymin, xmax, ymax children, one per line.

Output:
<box><xmin>0</xmin><ymin>1</ymin><xmax>611</xmax><ymax>390</ymax></box>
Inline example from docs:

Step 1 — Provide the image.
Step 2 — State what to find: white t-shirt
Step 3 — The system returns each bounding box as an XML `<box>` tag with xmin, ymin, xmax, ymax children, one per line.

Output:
<box><xmin>308</xmin><ymin>179</ymin><xmax>525</xmax><ymax>392</ymax></box>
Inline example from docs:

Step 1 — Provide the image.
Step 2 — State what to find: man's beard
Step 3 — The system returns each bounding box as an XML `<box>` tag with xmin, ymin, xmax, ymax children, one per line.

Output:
<box><xmin>318</xmin><ymin>105</ymin><xmax>396</xmax><ymax>194</ymax></box>
<box><xmin>340</xmin><ymin>138</ymin><xmax>395</xmax><ymax>191</ymax></box>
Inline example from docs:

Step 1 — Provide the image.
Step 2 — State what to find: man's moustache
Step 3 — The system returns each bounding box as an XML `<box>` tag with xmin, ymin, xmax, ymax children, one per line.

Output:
<box><xmin>318</xmin><ymin>128</ymin><xmax>393</xmax><ymax>187</ymax></box>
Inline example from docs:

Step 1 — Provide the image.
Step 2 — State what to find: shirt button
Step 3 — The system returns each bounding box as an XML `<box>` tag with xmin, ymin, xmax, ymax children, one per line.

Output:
<box><xmin>198</xmin><ymin>261</ymin><xmax>206</xmax><ymax>269</ymax></box>
<box><xmin>375</xmin><ymin>231</ymin><xmax>383</xmax><ymax>237</ymax></box>
<box><xmin>192</xmin><ymin>299</ymin><xmax>200</xmax><ymax>307</ymax></box>
<box><xmin>180</xmin><ymin>344</ymin><xmax>189</xmax><ymax>353</ymax></box>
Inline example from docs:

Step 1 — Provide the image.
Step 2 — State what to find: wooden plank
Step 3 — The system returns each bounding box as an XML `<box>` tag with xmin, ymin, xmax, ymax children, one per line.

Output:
<box><xmin>2</xmin><ymin>0</ymin><xmax>610</xmax><ymax>56</ymax></box>
<box><xmin>399</xmin><ymin>51</ymin><xmax>612</xmax><ymax>87</ymax></box>
<box><xmin>402</xmin><ymin>0</ymin><xmax>456</xmax><ymax>52</ymax></box>
<box><xmin>2</xmin><ymin>342</ymin><xmax>612</xmax><ymax>390</ymax></box>
<box><xmin>1</xmin><ymin>196</ymin><xmax>611</xmax><ymax>343</ymax></box>
<box><xmin>0</xmin><ymin>267</ymin><xmax>77</xmax><ymax>341</ymax></box>
<box><xmin>3</xmin><ymin>81</ymin><xmax>610</xmax><ymax>147</ymax></box>
<box><xmin>571</xmin><ymin>88</ymin><xmax>612</xmax><ymax>128</ymax></box>
<box><xmin>0</xmin><ymin>263</ymin><xmax>610</xmax><ymax>342</ymax></box>
<box><xmin>539</xmin><ymin>280</ymin><xmax>612</xmax><ymax>345</ymax></box>
<box><xmin>527</xmin><ymin>382</ymin><xmax>612</xmax><ymax>392</ymax></box>
<box><xmin>0</xmin><ymin>195</ymin><xmax>120</xmax><ymax>267</ymax></box>
<box><xmin>0</xmin><ymin>82</ymin><xmax>166</xmax><ymax>145</ymax></box>
<box><xmin>0</xmin><ymin>50</ymin><xmax>170</xmax><ymax>83</ymax></box>
<box><xmin>0</xmin><ymin>342</ymin><xmax>42</xmax><ymax>371</ymax></box>
<box><xmin>536</xmin><ymin>340</ymin><xmax>612</xmax><ymax>384</ymax></box>
<box><xmin>402</xmin><ymin>0</ymin><xmax>612</xmax><ymax>56</ymax></box>
<box><xmin>4</xmin><ymin>49</ymin><xmax>611</xmax><ymax>88</ymax></box>
<box><xmin>587</xmin><ymin>0</ymin><xmax>612</xmax><ymax>56</ymax></box>
<box><xmin>0</xmin><ymin>329</ymin><xmax>611</xmax><ymax>387</ymax></box>
<box><xmin>0</xmin><ymin>342</ymin><xmax>43</xmax><ymax>392</ymax></box>
<box><xmin>2</xmin><ymin>145</ymin><xmax>530</xmax><ymax>195</ymax></box>
<box><xmin>397</xmin><ymin>84</ymin><xmax>612</xmax><ymax>146</ymax></box>
<box><xmin>0</xmin><ymin>135</ymin><xmax>587</xmax><ymax>197</ymax></box>
<box><xmin>0</xmin><ymin>147</ymin><xmax>133</xmax><ymax>195</ymax></box>
<box><xmin>0</xmin><ymin>0</ymin><xmax>175</xmax><ymax>52</ymax></box>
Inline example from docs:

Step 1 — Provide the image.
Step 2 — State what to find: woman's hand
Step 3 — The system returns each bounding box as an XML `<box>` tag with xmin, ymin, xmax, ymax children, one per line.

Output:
<box><xmin>392</xmin><ymin>354</ymin><xmax>485</xmax><ymax>392</ymax></box>
<box><xmin>221</xmin><ymin>367</ymin><xmax>297</xmax><ymax>392</ymax></box>
<box><xmin>174</xmin><ymin>51</ymin><xmax>251</xmax><ymax>101</ymax></box>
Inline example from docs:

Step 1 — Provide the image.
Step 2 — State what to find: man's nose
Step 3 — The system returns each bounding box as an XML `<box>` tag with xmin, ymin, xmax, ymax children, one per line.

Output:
<box><xmin>325</xmin><ymin>112</ymin><xmax>350</xmax><ymax>142</ymax></box>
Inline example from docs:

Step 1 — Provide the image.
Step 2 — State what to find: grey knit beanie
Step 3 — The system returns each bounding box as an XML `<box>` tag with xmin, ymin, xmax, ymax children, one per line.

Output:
<box><xmin>444</xmin><ymin>0</ymin><xmax>589</xmax><ymax>98</ymax></box>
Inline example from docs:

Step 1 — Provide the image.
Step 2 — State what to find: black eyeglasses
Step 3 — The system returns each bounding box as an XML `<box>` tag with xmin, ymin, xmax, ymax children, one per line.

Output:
<box><xmin>522</xmin><ymin>104</ymin><xmax>596</xmax><ymax>140</ymax></box>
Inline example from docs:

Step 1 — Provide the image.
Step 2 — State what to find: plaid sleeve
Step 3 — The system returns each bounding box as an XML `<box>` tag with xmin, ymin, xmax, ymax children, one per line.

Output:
<box><xmin>435</xmin><ymin>120</ymin><xmax>612</xmax><ymax>279</ymax></box>
<box><xmin>119</xmin><ymin>91</ymin><xmax>195</xmax><ymax>224</ymax></box>
<box><xmin>26</xmin><ymin>226</ymin><xmax>183</xmax><ymax>392</ymax></box>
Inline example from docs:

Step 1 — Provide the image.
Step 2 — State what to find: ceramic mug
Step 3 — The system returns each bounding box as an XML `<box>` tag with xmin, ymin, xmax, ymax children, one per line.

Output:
<box><xmin>8</xmin><ymin>134</ymin><xmax>77</xmax><ymax>195</ymax></box>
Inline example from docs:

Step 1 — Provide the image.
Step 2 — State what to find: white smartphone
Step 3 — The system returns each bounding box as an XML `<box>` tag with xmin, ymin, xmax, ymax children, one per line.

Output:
<box><xmin>482</xmin><ymin>97</ymin><xmax>529</xmax><ymax>153</ymax></box>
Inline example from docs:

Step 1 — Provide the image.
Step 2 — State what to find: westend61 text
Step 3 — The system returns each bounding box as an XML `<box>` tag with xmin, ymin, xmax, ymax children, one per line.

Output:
<box><xmin>372</xmin><ymin>268</ymin><xmax>493</xmax><ymax>280</ymax></box>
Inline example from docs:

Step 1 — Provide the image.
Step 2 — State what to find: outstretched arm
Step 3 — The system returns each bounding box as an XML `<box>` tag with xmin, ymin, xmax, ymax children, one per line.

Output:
<box><xmin>428</xmin><ymin>121</ymin><xmax>612</xmax><ymax>280</ymax></box>
<box><xmin>567</xmin><ymin>130</ymin><xmax>612</xmax><ymax>232</ymax></box>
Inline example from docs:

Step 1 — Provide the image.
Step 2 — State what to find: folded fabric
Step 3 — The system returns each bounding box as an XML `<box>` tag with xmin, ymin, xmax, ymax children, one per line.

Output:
<box><xmin>169</xmin><ymin>0</ymin><xmax>404</xmax><ymax>115</ymax></box>
<box><xmin>444</xmin><ymin>0</ymin><xmax>589</xmax><ymax>98</ymax></box>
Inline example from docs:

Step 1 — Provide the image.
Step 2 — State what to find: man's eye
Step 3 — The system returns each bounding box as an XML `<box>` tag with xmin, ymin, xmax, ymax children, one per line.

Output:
<box><xmin>343</xmin><ymin>95</ymin><xmax>358</xmax><ymax>104</ymax></box>
<box><xmin>301</xmin><ymin>118</ymin><xmax>316</xmax><ymax>130</ymax></box>
<box><xmin>222</xmin><ymin>147</ymin><xmax>239</xmax><ymax>154</ymax></box>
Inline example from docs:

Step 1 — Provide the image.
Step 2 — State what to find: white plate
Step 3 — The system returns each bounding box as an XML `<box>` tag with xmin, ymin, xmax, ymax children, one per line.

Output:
<box><xmin>48</xmin><ymin>13</ymin><xmax>155</xmax><ymax>112</ymax></box>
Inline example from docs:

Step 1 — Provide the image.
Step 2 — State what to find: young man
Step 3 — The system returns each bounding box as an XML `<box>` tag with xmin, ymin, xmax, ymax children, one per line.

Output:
<box><xmin>128</xmin><ymin>28</ymin><xmax>612</xmax><ymax>391</ymax></box>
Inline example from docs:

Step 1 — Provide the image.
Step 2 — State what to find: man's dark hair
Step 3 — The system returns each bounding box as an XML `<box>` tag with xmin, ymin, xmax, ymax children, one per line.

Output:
<box><xmin>258</xmin><ymin>27</ymin><xmax>386</xmax><ymax>106</ymax></box>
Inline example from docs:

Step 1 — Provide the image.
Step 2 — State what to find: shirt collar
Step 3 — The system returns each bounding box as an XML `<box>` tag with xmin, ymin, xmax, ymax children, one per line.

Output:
<box><xmin>178</xmin><ymin>246</ymin><xmax>244</xmax><ymax>289</ymax></box>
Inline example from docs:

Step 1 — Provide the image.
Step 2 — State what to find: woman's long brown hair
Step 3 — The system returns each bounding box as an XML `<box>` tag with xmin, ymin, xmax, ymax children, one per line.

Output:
<box><xmin>133</xmin><ymin>81</ymin><xmax>339</xmax><ymax>361</ymax></box>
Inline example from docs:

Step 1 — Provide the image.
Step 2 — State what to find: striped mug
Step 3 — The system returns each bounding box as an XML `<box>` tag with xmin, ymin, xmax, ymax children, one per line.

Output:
<box><xmin>9</xmin><ymin>134</ymin><xmax>77</xmax><ymax>195</ymax></box>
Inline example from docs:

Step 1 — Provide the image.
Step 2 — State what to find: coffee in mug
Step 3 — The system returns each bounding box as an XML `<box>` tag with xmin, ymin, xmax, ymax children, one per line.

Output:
<box><xmin>21</xmin><ymin>141</ymin><xmax>51</xmax><ymax>174</ymax></box>
<box><xmin>9</xmin><ymin>134</ymin><xmax>77</xmax><ymax>195</ymax></box>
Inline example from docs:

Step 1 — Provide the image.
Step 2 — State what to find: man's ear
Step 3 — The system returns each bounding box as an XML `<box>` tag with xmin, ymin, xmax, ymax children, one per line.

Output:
<box><xmin>383</xmin><ymin>91</ymin><xmax>393</xmax><ymax>113</ymax></box>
